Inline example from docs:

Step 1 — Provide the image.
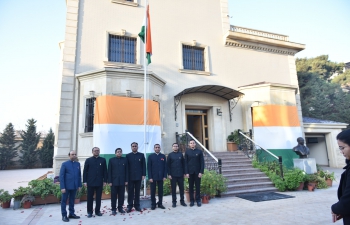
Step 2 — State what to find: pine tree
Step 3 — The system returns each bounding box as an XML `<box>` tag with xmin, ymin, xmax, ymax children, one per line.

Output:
<box><xmin>19</xmin><ymin>119</ymin><xmax>40</xmax><ymax>168</ymax></box>
<box><xmin>38</xmin><ymin>128</ymin><xmax>55</xmax><ymax>168</ymax></box>
<box><xmin>0</xmin><ymin>123</ymin><xmax>18</xmax><ymax>170</ymax></box>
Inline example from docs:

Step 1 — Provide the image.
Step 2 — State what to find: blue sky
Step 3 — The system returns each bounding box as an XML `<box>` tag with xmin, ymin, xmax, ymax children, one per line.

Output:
<box><xmin>0</xmin><ymin>0</ymin><xmax>349</xmax><ymax>132</ymax></box>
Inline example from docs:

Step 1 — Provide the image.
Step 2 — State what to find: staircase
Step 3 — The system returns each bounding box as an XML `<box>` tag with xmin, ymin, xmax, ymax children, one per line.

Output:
<box><xmin>212</xmin><ymin>151</ymin><xmax>277</xmax><ymax>197</ymax></box>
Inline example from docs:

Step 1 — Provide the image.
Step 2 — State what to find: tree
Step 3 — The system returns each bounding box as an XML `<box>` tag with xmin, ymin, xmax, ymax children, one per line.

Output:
<box><xmin>19</xmin><ymin>119</ymin><xmax>40</xmax><ymax>168</ymax></box>
<box><xmin>38</xmin><ymin>128</ymin><xmax>55</xmax><ymax>168</ymax></box>
<box><xmin>296</xmin><ymin>56</ymin><xmax>350</xmax><ymax>126</ymax></box>
<box><xmin>0</xmin><ymin>123</ymin><xmax>18</xmax><ymax>170</ymax></box>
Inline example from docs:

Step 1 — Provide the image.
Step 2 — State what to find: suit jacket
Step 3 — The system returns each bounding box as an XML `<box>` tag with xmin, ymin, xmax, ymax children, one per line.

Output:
<box><xmin>184</xmin><ymin>148</ymin><xmax>205</xmax><ymax>175</ymax></box>
<box><xmin>167</xmin><ymin>151</ymin><xmax>185</xmax><ymax>177</ymax></box>
<box><xmin>126</xmin><ymin>152</ymin><xmax>146</xmax><ymax>181</ymax></box>
<box><xmin>83</xmin><ymin>156</ymin><xmax>108</xmax><ymax>186</ymax></box>
<box><xmin>148</xmin><ymin>153</ymin><xmax>167</xmax><ymax>181</ymax></box>
<box><xmin>59</xmin><ymin>160</ymin><xmax>82</xmax><ymax>190</ymax></box>
<box><xmin>108</xmin><ymin>157</ymin><xmax>128</xmax><ymax>186</ymax></box>
<box><xmin>332</xmin><ymin>163</ymin><xmax>350</xmax><ymax>224</ymax></box>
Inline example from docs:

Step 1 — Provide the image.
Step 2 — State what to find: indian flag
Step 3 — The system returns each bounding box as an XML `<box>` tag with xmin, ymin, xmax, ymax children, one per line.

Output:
<box><xmin>93</xmin><ymin>95</ymin><xmax>161</xmax><ymax>162</ymax></box>
<box><xmin>252</xmin><ymin>105</ymin><xmax>303</xmax><ymax>167</ymax></box>
<box><xmin>138</xmin><ymin>5</ymin><xmax>152</xmax><ymax>64</ymax></box>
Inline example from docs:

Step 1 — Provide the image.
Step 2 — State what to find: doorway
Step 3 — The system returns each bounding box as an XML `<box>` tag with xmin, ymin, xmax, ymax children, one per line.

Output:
<box><xmin>186</xmin><ymin>109</ymin><xmax>209</xmax><ymax>149</ymax></box>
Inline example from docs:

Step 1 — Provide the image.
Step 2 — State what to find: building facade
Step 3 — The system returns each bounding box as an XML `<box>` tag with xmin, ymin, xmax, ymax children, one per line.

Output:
<box><xmin>54</xmin><ymin>0</ymin><xmax>329</xmax><ymax>174</ymax></box>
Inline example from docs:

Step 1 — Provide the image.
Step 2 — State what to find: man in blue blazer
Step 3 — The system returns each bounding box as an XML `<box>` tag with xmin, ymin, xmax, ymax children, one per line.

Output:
<box><xmin>60</xmin><ymin>150</ymin><xmax>82</xmax><ymax>222</ymax></box>
<box><xmin>83</xmin><ymin>147</ymin><xmax>108</xmax><ymax>218</ymax></box>
<box><xmin>147</xmin><ymin>144</ymin><xmax>167</xmax><ymax>210</ymax></box>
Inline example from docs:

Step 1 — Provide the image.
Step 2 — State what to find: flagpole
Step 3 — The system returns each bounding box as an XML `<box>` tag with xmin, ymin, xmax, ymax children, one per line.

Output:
<box><xmin>143</xmin><ymin>0</ymin><xmax>148</xmax><ymax>197</ymax></box>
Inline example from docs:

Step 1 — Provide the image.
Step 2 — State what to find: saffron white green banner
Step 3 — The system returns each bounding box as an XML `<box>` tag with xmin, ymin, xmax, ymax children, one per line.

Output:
<box><xmin>93</xmin><ymin>95</ymin><xmax>161</xmax><ymax>156</ymax></box>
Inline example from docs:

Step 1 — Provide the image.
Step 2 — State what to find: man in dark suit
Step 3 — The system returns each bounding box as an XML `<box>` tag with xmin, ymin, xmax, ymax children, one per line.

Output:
<box><xmin>167</xmin><ymin>143</ymin><xmax>187</xmax><ymax>208</ymax></box>
<box><xmin>60</xmin><ymin>150</ymin><xmax>82</xmax><ymax>222</ymax></box>
<box><xmin>147</xmin><ymin>144</ymin><xmax>167</xmax><ymax>210</ymax></box>
<box><xmin>108</xmin><ymin>148</ymin><xmax>128</xmax><ymax>215</ymax></box>
<box><xmin>83</xmin><ymin>147</ymin><xmax>107</xmax><ymax>218</ymax></box>
<box><xmin>184</xmin><ymin>139</ymin><xmax>204</xmax><ymax>207</ymax></box>
<box><xmin>126</xmin><ymin>142</ymin><xmax>146</xmax><ymax>212</ymax></box>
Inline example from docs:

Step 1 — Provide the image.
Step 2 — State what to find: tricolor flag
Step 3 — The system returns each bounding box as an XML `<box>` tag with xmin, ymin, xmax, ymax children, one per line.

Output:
<box><xmin>138</xmin><ymin>5</ymin><xmax>152</xmax><ymax>64</ymax></box>
<box><xmin>93</xmin><ymin>96</ymin><xmax>161</xmax><ymax>161</ymax></box>
<box><xmin>252</xmin><ymin>105</ymin><xmax>303</xmax><ymax>167</ymax></box>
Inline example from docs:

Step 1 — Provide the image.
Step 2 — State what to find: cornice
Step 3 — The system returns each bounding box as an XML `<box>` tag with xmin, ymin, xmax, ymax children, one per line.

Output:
<box><xmin>225</xmin><ymin>25</ymin><xmax>305</xmax><ymax>55</ymax></box>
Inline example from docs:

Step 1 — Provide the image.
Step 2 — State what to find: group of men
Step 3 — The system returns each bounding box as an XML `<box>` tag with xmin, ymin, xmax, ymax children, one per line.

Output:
<box><xmin>59</xmin><ymin>140</ymin><xmax>204</xmax><ymax>222</ymax></box>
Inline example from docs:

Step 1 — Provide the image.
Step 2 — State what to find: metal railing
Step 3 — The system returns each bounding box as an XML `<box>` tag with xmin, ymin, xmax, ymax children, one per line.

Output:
<box><xmin>175</xmin><ymin>131</ymin><xmax>222</xmax><ymax>174</ymax></box>
<box><xmin>238</xmin><ymin>129</ymin><xmax>284</xmax><ymax>179</ymax></box>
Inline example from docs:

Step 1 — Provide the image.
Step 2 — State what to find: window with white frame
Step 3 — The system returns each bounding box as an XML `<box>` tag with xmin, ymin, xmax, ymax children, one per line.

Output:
<box><xmin>179</xmin><ymin>41</ymin><xmax>210</xmax><ymax>75</ymax></box>
<box><xmin>85</xmin><ymin>97</ymin><xmax>95</xmax><ymax>133</ymax></box>
<box><xmin>108</xmin><ymin>34</ymin><xmax>137</xmax><ymax>64</ymax></box>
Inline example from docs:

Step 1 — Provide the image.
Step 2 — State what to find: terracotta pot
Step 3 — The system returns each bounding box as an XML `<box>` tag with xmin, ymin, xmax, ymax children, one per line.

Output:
<box><xmin>101</xmin><ymin>193</ymin><xmax>111</xmax><ymax>200</ymax></box>
<box><xmin>326</xmin><ymin>179</ymin><xmax>333</xmax><ymax>187</ymax></box>
<box><xmin>296</xmin><ymin>182</ymin><xmax>304</xmax><ymax>191</ymax></box>
<box><xmin>80</xmin><ymin>195</ymin><xmax>87</xmax><ymax>201</ymax></box>
<box><xmin>1</xmin><ymin>201</ymin><xmax>11</xmax><ymax>209</ymax></box>
<box><xmin>185</xmin><ymin>191</ymin><xmax>196</xmax><ymax>203</ymax></box>
<box><xmin>201</xmin><ymin>195</ymin><xmax>209</xmax><ymax>204</ymax></box>
<box><xmin>74</xmin><ymin>198</ymin><xmax>80</xmax><ymax>204</ymax></box>
<box><xmin>308</xmin><ymin>184</ymin><xmax>315</xmax><ymax>191</ymax></box>
<box><xmin>227</xmin><ymin>142</ymin><xmax>238</xmax><ymax>151</ymax></box>
<box><xmin>23</xmin><ymin>201</ymin><xmax>32</xmax><ymax>209</ymax></box>
<box><xmin>32</xmin><ymin>194</ymin><xmax>60</xmax><ymax>206</ymax></box>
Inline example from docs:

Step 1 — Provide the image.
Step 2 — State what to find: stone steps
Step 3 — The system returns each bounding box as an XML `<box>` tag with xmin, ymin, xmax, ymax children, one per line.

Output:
<box><xmin>212</xmin><ymin>152</ymin><xmax>278</xmax><ymax>196</ymax></box>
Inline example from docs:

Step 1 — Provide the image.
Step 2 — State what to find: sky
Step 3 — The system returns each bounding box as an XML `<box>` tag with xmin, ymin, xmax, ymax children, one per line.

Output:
<box><xmin>0</xmin><ymin>0</ymin><xmax>349</xmax><ymax>132</ymax></box>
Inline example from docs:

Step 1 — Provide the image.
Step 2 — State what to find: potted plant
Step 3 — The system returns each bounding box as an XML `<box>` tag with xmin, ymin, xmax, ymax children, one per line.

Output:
<box><xmin>227</xmin><ymin>130</ymin><xmax>240</xmax><ymax>151</ymax></box>
<box><xmin>319</xmin><ymin>170</ymin><xmax>336</xmax><ymax>187</ymax></box>
<box><xmin>12</xmin><ymin>186</ymin><xmax>27</xmax><ymax>209</ymax></box>
<box><xmin>305</xmin><ymin>174</ymin><xmax>318</xmax><ymax>191</ymax></box>
<box><xmin>29</xmin><ymin>178</ymin><xmax>59</xmax><ymax>205</ymax></box>
<box><xmin>184</xmin><ymin>178</ymin><xmax>195</xmax><ymax>203</ymax></box>
<box><xmin>102</xmin><ymin>184</ymin><xmax>111</xmax><ymax>200</ymax></box>
<box><xmin>283</xmin><ymin>168</ymin><xmax>306</xmax><ymax>191</ymax></box>
<box><xmin>21</xmin><ymin>191</ymin><xmax>35</xmax><ymax>209</ymax></box>
<box><xmin>0</xmin><ymin>189</ymin><xmax>12</xmax><ymax>209</ymax></box>
<box><xmin>74</xmin><ymin>188</ymin><xmax>83</xmax><ymax>204</ymax></box>
<box><xmin>200</xmin><ymin>169</ymin><xmax>227</xmax><ymax>203</ymax></box>
<box><xmin>80</xmin><ymin>185</ymin><xmax>87</xmax><ymax>201</ymax></box>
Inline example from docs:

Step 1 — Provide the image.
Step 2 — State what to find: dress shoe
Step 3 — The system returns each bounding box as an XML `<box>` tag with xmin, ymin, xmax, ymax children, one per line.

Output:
<box><xmin>126</xmin><ymin>207</ymin><xmax>132</xmax><ymax>213</ymax></box>
<box><xmin>197</xmin><ymin>201</ymin><xmax>202</xmax><ymax>207</ymax></box>
<box><xmin>151</xmin><ymin>206</ymin><xmax>156</xmax><ymax>210</ymax></box>
<box><xmin>87</xmin><ymin>213</ymin><xmax>92</xmax><ymax>218</ymax></box>
<box><xmin>158</xmin><ymin>205</ymin><xmax>166</xmax><ymax>209</ymax></box>
<box><xmin>68</xmin><ymin>214</ymin><xmax>80</xmax><ymax>219</ymax></box>
<box><xmin>118</xmin><ymin>208</ymin><xmax>126</xmax><ymax>213</ymax></box>
<box><xmin>135</xmin><ymin>207</ymin><xmax>141</xmax><ymax>211</ymax></box>
<box><xmin>112</xmin><ymin>210</ymin><xmax>117</xmax><ymax>215</ymax></box>
<box><xmin>95</xmin><ymin>212</ymin><xmax>103</xmax><ymax>216</ymax></box>
<box><xmin>190</xmin><ymin>201</ymin><xmax>194</xmax><ymax>207</ymax></box>
<box><xmin>180</xmin><ymin>202</ymin><xmax>187</xmax><ymax>207</ymax></box>
<box><xmin>172</xmin><ymin>203</ymin><xmax>176</xmax><ymax>208</ymax></box>
<box><xmin>62</xmin><ymin>216</ymin><xmax>69</xmax><ymax>222</ymax></box>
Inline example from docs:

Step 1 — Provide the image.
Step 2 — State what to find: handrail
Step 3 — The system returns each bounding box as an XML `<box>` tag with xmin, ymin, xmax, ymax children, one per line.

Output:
<box><xmin>239</xmin><ymin>131</ymin><xmax>278</xmax><ymax>160</ymax></box>
<box><xmin>186</xmin><ymin>132</ymin><xmax>218</xmax><ymax>162</ymax></box>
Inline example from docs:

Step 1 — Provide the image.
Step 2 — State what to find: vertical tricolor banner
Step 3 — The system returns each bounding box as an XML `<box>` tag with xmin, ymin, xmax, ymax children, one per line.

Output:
<box><xmin>93</xmin><ymin>96</ymin><xmax>161</xmax><ymax>159</ymax></box>
<box><xmin>252</xmin><ymin>105</ymin><xmax>302</xmax><ymax>167</ymax></box>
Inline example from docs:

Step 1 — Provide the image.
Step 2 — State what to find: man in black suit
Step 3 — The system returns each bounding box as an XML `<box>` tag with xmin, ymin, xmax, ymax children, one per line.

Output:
<box><xmin>60</xmin><ymin>150</ymin><xmax>82</xmax><ymax>222</ymax></box>
<box><xmin>167</xmin><ymin>143</ymin><xmax>187</xmax><ymax>208</ymax></box>
<box><xmin>147</xmin><ymin>144</ymin><xmax>167</xmax><ymax>210</ymax></box>
<box><xmin>108</xmin><ymin>148</ymin><xmax>128</xmax><ymax>215</ymax></box>
<box><xmin>126</xmin><ymin>142</ymin><xmax>146</xmax><ymax>212</ymax></box>
<box><xmin>83</xmin><ymin>147</ymin><xmax>108</xmax><ymax>218</ymax></box>
<box><xmin>184</xmin><ymin>140</ymin><xmax>204</xmax><ymax>207</ymax></box>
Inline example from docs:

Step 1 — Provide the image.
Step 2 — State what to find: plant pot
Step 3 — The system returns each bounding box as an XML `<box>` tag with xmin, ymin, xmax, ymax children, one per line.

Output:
<box><xmin>326</xmin><ymin>179</ymin><xmax>333</xmax><ymax>187</ymax></box>
<box><xmin>185</xmin><ymin>191</ymin><xmax>196</xmax><ymax>203</ymax></box>
<box><xmin>201</xmin><ymin>195</ymin><xmax>209</xmax><ymax>204</ymax></box>
<box><xmin>227</xmin><ymin>142</ymin><xmax>238</xmax><ymax>151</ymax></box>
<box><xmin>13</xmin><ymin>200</ymin><xmax>21</xmax><ymax>210</ymax></box>
<box><xmin>308</xmin><ymin>184</ymin><xmax>315</xmax><ymax>192</ymax></box>
<box><xmin>74</xmin><ymin>198</ymin><xmax>80</xmax><ymax>204</ymax></box>
<box><xmin>101</xmin><ymin>193</ymin><xmax>111</xmax><ymax>200</ymax></box>
<box><xmin>140</xmin><ymin>196</ymin><xmax>152</xmax><ymax>209</ymax></box>
<box><xmin>296</xmin><ymin>182</ymin><xmax>304</xmax><ymax>191</ymax></box>
<box><xmin>23</xmin><ymin>201</ymin><xmax>31</xmax><ymax>209</ymax></box>
<box><xmin>32</xmin><ymin>194</ymin><xmax>60</xmax><ymax>206</ymax></box>
<box><xmin>1</xmin><ymin>201</ymin><xmax>11</xmax><ymax>209</ymax></box>
<box><xmin>80</xmin><ymin>195</ymin><xmax>87</xmax><ymax>201</ymax></box>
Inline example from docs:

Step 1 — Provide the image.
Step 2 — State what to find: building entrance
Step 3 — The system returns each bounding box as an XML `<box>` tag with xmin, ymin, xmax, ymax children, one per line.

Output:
<box><xmin>186</xmin><ymin>109</ymin><xmax>209</xmax><ymax>149</ymax></box>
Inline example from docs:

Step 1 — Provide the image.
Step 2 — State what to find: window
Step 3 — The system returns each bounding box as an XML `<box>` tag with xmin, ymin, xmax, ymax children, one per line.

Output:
<box><xmin>85</xmin><ymin>97</ymin><xmax>95</xmax><ymax>132</ymax></box>
<box><xmin>183</xmin><ymin>45</ymin><xmax>205</xmax><ymax>71</ymax></box>
<box><xmin>111</xmin><ymin>0</ymin><xmax>138</xmax><ymax>7</ymax></box>
<box><xmin>108</xmin><ymin>35</ymin><xmax>137</xmax><ymax>64</ymax></box>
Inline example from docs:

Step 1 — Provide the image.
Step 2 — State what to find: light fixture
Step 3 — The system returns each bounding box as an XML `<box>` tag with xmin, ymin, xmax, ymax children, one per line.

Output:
<box><xmin>89</xmin><ymin>90</ymin><xmax>95</xmax><ymax>97</ymax></box>
<box><xmin>217</xmin><ymin>108</ymin><xmax>222</xmax><ymax>116</ymax></box>
<box><xmin>126</xmin><ymin>90</ymin><xmax>131</xmax><ymax>97</ymax></box>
